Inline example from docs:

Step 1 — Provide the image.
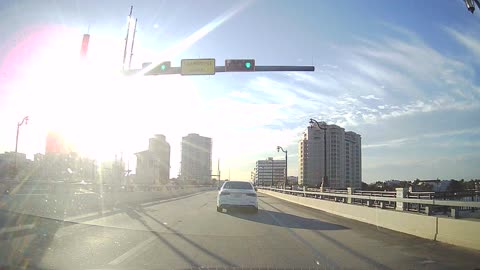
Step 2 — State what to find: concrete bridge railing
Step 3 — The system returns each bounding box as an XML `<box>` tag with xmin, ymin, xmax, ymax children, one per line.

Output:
<box><xmin>258</xmin><ymin>187</ymin><xmax>480</xmax><ymax>251</ymax></box>
<box><xmin>259</xmin><ymin>187</ymin><xmax>480</xmax><ymax>218</ymax></box>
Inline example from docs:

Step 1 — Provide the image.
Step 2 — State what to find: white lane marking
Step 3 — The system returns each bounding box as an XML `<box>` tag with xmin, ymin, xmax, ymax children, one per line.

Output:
<box><xmin>108</xmin><ymin>235</ymin><xmax>157</xmax><ymax>265</ymax></box>
<box><xmin>0</xmin><ymin>224</ymin><xmax>35</xmax><ymax>234</ymax></box>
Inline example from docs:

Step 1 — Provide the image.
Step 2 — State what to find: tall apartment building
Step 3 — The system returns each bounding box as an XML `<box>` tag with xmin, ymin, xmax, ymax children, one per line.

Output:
<box><xmin>345</xmin><ymin>131</ymin><xmax>362</xmax><ymax>189</ymax></box>
<box><xmin>136</xmin><ymin>134</ymin><xmax>170</xmax><ymax>184</ymax></box>
<box><xmin>254</xmin><ymin>157</ymin><xmax>286</xmax><ymax>186</ymax></box>
<box><xmin>299</xmin><ymin>122</ymin><xmax>361</xmax><ymax>188</ymax></box>
<box><xmin>180</xmin><ymin>133</ymin><xmax>212</xmax><ymax>184</ymax></box>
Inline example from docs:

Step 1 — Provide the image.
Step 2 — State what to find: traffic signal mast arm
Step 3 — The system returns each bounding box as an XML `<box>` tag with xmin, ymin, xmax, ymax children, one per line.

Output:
<box><xmin>135</xmin><ymin>62</ymin><xmax>314</xmax><ymax>76</ymax></box>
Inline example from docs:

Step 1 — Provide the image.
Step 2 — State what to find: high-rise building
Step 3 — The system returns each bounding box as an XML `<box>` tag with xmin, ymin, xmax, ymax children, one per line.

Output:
<box><xmin>254</xmin><ymin>157</ymin><xmax>286</xmax><ymax>186</ymax></box>
<box><xmin>180</xmin><ymin>133</ymin><xmax>212</xmax><ymax>184</ymax></box>
<box><xmin>135</xmin><ymin>134</ymin><xmax>170</xmax><ymax>184</ymax></box>
<box><xmin>299</xmin><ymin>122</ymin><xmax>361</xmax><ymax>188</ymax></box>
<box><xmin>345</xmin><ymin>131</ymin><xmax>362</xmax><ymax>189</ymax></box>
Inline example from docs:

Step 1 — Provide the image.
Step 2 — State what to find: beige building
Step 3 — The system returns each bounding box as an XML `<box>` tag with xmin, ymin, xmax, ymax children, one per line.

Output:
<box><xmin>254</xmin><ymin>157</ymin><xmax>286</xmax><ymax>186</ymax></box>
<box><xmin>180</xmin><ymin>133</ymin><xmax>212</xmax><ymax>184</ymax></box>
<box><xmin>299</xmin><ymin>122</ymin><xmax>361</xmax><ymax>188</ymax></box>
<box><xmin>135</xmin><ymin>134</ymin><xmax>170</xmax><ymax>184</ymax></box>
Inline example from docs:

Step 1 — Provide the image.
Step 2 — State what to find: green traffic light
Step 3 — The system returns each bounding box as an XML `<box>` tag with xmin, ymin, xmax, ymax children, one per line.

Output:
<box><xmin>161</xmin><ymin>64</ymin><xmax>166</xmax><ymax>71</ymax></box>
<box><xmin>245</xmin><ymin>62</ymin><xmax>251</xmax><ymax>69</ymax></box>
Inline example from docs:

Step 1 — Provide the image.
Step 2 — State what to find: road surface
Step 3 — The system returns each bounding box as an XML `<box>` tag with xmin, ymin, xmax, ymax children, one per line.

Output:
<box><xmin>0</xmin><ymin>190</ymin><xmax>479</xmax><ymax>269</ymax></box>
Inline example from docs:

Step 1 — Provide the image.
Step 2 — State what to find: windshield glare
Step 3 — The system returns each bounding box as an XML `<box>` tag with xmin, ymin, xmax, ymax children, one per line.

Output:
<box><xmin>1</xmin><ymin>1</ymin><xmax>480</xmax><ymax>269</ymax></box>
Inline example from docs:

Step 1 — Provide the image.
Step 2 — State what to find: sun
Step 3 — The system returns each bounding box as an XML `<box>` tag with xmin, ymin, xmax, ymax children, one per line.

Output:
<box><xmin>6</xmin><ymin>25</ymin><xmax>202</xmax><ymax>161</ymax></box>
<box><xmin>42</xmin><ymin>70</ymin><xmax>200</xmax><ymax>161</ymax></box>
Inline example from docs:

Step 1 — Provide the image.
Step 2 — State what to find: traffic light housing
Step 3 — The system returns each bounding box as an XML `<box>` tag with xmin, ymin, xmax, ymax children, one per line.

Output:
<box><xmin>225</xmin><ymin>59</ymin><xmax>255</xmax><ymax>72</ymax></box>
<box><xmin>144</xmin><ymin>61</ymin><xmax>171</xmax><ymax>75</ymax></box>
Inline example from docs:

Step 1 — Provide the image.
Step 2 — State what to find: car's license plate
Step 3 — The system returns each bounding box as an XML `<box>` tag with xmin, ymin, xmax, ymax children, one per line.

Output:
<box><xmin>233</xmin><ymin>194</ymin><xmax>241</xmax><ymax>198</ymax></box>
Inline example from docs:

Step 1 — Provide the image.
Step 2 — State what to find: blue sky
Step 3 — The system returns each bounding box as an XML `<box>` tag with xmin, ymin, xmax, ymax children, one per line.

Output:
<box><xmin>1</xmin><ymin>0</ymin><xmax>480</xmax><ymax>182</ymax></box>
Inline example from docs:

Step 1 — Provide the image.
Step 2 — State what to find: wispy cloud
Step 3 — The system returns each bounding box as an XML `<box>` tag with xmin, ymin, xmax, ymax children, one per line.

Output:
<box><xmin>361</xmin><ymin>95</ymin><xmax>381</xmax><ymax>100</ymax></box>
<box><xmin>445</xmin><ymin>27</ymin><xmax>480</xmax><ymax>60</ymax></box>
<box><xmin>363</xmin><ymin>127</ymin><xmax>480</xmax><ymax>149</ymax></box>
<box><xmin>246</xmin><ymin>26</ymin><xmax>480</xmax><ymax>130</ymax></box>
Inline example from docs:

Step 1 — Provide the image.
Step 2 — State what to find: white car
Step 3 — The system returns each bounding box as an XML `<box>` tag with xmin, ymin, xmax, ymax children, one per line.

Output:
<box><xmin>217</xmin><ymin>181</ymin><xmax>258</xmax><ymax>213</ymax></box>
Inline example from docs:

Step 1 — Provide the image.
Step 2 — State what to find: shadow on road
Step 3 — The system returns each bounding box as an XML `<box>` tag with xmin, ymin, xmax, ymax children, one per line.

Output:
<box><xmin>125</xmin><ymin>206</ymin><xmax>237</xmax><ymax>268</ymax></box>
<box><xmin>66</xmin><ymin>191</ymin><xmax>203</xmax><ymax>225</ymax></box>
<box><xmin>0</xmin><ymin>210</ymin><xmax>64</xmax><ymax>269</ymax></box>
<box><xmin>225</xmin><ymin>208</ymin><xmax>349</xmax><ymax>230</ymax></box>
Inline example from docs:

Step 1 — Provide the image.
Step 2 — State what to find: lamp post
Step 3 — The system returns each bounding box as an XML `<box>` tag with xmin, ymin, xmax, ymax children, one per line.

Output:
<box><xmin>309</xmin><ymin>118</ymin><xmax>328</xmax><ymax>189</ymax></box>
<box><xmin>14</xmin><ymin>116</ymin><xmax>29</xmax><ymax>177</ymax></box>
<box><xmin>277</xmin><ymin>146</ymin><xmax>288</xmax><ymax>188</ymax></box>
<box><xmin>271</xmin><ymin>158</ymin><xmax>274</xmax><ymax>186</ymax></box>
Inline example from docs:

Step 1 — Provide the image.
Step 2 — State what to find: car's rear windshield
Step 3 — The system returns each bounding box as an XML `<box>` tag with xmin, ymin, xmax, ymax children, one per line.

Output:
<box><xmin>223</xmin><ymin>182</ymin><xmax>253</xmax><ymax>190</ymax></box>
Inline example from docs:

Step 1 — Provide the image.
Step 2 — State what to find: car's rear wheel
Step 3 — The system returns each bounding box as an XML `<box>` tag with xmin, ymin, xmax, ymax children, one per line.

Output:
<box><xmin>217</xmin><ymin>206</ymin><xmax>222</xmax><ymax>212</ymax></box>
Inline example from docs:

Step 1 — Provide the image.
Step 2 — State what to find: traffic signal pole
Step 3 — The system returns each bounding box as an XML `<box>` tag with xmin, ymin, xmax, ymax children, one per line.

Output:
<box><xmin>133</xmin><ymin>65</ymin><xmax>314</xmax><ymax>76</ymax></box>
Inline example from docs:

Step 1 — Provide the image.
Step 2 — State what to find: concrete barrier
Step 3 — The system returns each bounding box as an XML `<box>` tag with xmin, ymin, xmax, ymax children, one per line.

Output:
<box><xmin>260</xmin><ymin>189</ymin><xmax>480</xmax><ymax>251</ymax></box>
<box><xmin>0</xmin><ymin>186</ymin><xmax>213</xmax><ymax>220</ymax></box>
<box><xmin>436</xmin><ymin>217</ymin><xmax>480</xmax><ymax>250</ymax></box>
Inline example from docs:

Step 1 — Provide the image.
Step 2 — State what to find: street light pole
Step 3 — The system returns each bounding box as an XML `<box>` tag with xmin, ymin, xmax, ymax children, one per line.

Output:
<box><xmin>309</xmin><ymin>118</ymin><xmax>328</xmax><ymax>189</ymax></box>
<box><xmin>277</xmin><ymin>146</ymin><xmax>288</xmax><ymax>188</ymax></box>
<box><xmin>271</xmin><ymin>158</ymin><xmax>274</xmax><ymax>187</ymax></box>
<box><xmin>14</xmin><ymin>116</ymin><xmax>29</xmax><ymax>177</ymax></box>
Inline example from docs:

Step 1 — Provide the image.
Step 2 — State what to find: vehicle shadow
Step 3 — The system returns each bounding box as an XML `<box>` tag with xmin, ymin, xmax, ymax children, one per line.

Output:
<box><xmin>225</xmin><ymin>208</ymin><xmax>349</xmax><ymax>230</ymax></box>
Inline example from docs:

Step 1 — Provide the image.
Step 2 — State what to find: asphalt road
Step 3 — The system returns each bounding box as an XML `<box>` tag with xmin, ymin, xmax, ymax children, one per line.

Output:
<box><xmin>0</xmin><ymin>190</ymin><xmax>479</xmax><ymax>270</ymax></box>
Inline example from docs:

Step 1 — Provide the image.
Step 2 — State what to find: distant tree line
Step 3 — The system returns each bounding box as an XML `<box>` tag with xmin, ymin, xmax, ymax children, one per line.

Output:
<box><xmin>361</xmin><ymin>179</ymin><xmax>480</xmax><ymax>192</ymax></box>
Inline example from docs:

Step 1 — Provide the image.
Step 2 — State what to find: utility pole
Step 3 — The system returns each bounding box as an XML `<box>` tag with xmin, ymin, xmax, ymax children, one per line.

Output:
<box><xmin>271</xmin><ymin>158</ymin><xmax>274</xmax><ymax>187</ymax></box>
<box><xmin>277</xmin><ymin>146</ymin><xmax>288</xmax><ymax>188</ymax></box>
<box><xmin>14</xmin><ymin>116</ymin><xmax>29</xmax><ymax>178</ymax></box>
<box><xmin>310</xmin><ymin>119</ymin><xmax>328</xmax><ymax>189</ymax></box>
<box><xmin>128</xmin><ymin>18</ymin><xmax>138</xmax><ymax>70</ymax></box>
<box><xmin>122</xmin><ymin>6</ymin><xmax>133</xmax><ymax>71</ymax></box>
<box><xmin>211</xmin><ymin>159</ymin><xmax>221</xmax><ymax>188</ymax></box>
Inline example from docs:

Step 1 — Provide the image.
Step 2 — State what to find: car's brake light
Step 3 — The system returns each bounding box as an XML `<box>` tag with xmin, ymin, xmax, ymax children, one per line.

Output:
<box><xmin>220</xmin><ymin>191</ymin><xmax>230</xmax><ymax>196</ymax></box>
<box><xmin>246</xmin><ymin>193</ymin><xmax>257</xmax><ymax>197</ymax></box>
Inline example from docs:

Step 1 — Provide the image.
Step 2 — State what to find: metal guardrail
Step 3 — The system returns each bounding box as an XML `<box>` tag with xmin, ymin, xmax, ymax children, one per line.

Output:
<box><xmin>258</xmin><ymin>187</ymin><xmax>480</xmax><ymax>218</ymax></box>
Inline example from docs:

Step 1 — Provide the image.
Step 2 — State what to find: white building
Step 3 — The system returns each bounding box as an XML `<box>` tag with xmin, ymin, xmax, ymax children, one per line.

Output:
<box><xmin>136</xmin><ymin>134</ymin><xmax>170</xmax><ymax>184</ymax></box>
<box><xmin>254</xmin><ymin>157</ymin><xmax>286</xmax><ymax>186</ymax></box>
<box><xmin>180</xmin><ymin>133</ymin><xmax>212</xmax><ymax>184</ymax></box>
<box><xmin>299</xmin><ymin>122</ymin><xmax>361</xmax><ymax>189</ymax></box>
